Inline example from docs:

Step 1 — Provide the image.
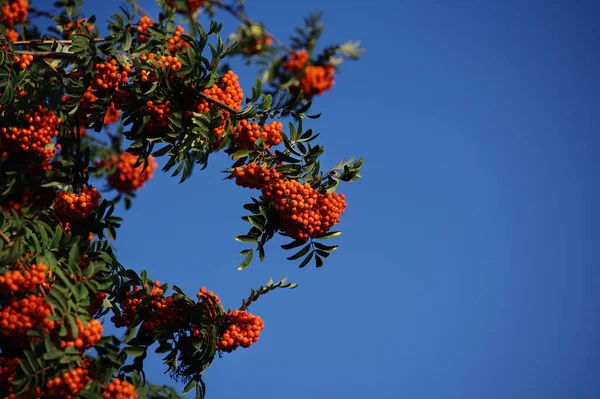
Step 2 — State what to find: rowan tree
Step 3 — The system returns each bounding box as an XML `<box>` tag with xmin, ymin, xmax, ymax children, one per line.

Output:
<box><xmin>0</xmin><ymin>0</ymin><xmax>363</xmax><ymax>397</ymax></box>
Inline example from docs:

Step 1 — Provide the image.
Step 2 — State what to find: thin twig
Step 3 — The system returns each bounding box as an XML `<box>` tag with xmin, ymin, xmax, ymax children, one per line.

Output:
<box><xmin>197</xmin><ymin>91</ymin><xmax>239</xmax><ymax>114</ymax></box>
<box><xmin>14</xmin><ymin>50</ymin><xmax>80</xmax><ymax>60</ymax></box>
<box><xmin>209</xmin><ymin>0</ymin><xmax>287</xmax><ymax>49</ymax></box>
<box><xmin>0</xmin><ymin>231</ymin><xmax>10</xmax><ymax>244</ymax></box>
<box><xmin>12</xmin><ymin>37</ymin><xmax>106</xmax><ymax>46</ymax></box>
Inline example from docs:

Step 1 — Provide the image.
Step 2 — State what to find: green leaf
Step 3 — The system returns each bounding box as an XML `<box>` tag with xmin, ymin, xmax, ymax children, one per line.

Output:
<box><xmin>281</xmin><ymin>238</ymin><xmax>308</xmax><ymax>250</ymax></box>
<box><xmin>286</xmin><ymin>244</ymin><xmax>311</xmax><ymax>261</ymax></box>
<box><xmin>235</xmin><ymin>235</ymin><xmax>258</xmax><ymax>243</ymax></box>
<box><xmin>183</xmin><ymin>379</ymin><xmax>197</xmax><ymax>395</ymax></box>
<box><xmin>297</xmin><ymin>251</ymin><xmax>314</xmax><ymax>268</ymax></box>
<box><xmin>316</xmin><ymin>230</ymin><xmax>342</xmax><ymax>240</ymax></box>
<box><xmin>237</xmin><ymin>250</ymin><xmax>254</xmax><ymax>270</ymax></box>
<box><xmin>232</xmin><ymin>149</ymin><xmax>251</xmax><ymax>160</ymax></box>
<box><xmin>124</xmin><ymin>346</ymin><xmax>145</xmax><ymax>357</ymax></box>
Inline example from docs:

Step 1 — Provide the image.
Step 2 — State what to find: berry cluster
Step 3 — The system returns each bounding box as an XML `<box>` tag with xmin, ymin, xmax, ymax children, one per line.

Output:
<box><xmin>5</xmin><ymin>28</ymin><xmax>17</xmax><ymax>41</ymax></box>
<box><xmin>0</xmin><ymin>263</ymin><xmax>47</xmax><ymax>293</ymax></box>
<box><xmin>166</xmin><ymin>25</ymin><xmax>191</xmax><ymax>54</ymax></box>
<box><xmin>111</xmin><ymin>282</ymin><xmax>186</xmax><ymax>334</ymax></box>
<box><xmin>139</xmin><ymin>53</ymin><xmax>183</xmax><ymax>81</ymax></box>
<box><xmin>103</xmin><ymin>104</ymin><xmax>120</xmax><ymax>125</ymax></box>
<box><xmin>0</xmin><ymin>0</ymin><xmax>28</xmax><ymax>28</ymax></box>
<box><xmin>231</xmin><ymin>163</ymin><xmax>282</xmax><ymax>190</ymax></box>
<box><xmin>54</xmin><ymin>186</ymin><xmax>101</xmax><ymax>222</ymax></box>
<box><xmin>12</xmin><ymin>54</ymin><xmax>33</xmax><ymax>70</ymax></box>
<box><xmin>193</xmin><ymin>70</ymin><xmax>244</xmax><ymax>139</ymax></box>
<box><xmin>144</xmin><ymin>100</ymin><xmax>171</xmax><ymax>133</ymax></box>
<box><xmin>217</xmin><ymin>310</ymin><xmax>264</xmax><ymax>353</ymax></box>
<box><xmin>283</xmin><ymin>50</ymin><xmax>309</xmax><ymax>73</ymax></box>
<box><xmin>90</xmin><ymin>59</ymin><xmax>131</xmax><ymax>92</ymax></box>
<box><xmin>235</xmin><ymin>120</ymin><xmax>283</xmax><ymax>149</ymax></box>
<box><xmin>59</xmin><ymin>318</ymin><xmax>103</xmax><ymax>350</ymax></box>
<box><xmin>262</xmin><ymin>179</ymin><xmax>347</xmax><ymax>239</ymax></box>
<box><xmin>0</xmin><ymin>294</ymin><xmax>56</xmax><ymax>338</ymax></box>
<box><xmin>136</xmin><ymin>15</ymin><xmax>152</xmax><ymax>42</ymax></box>
<box><xmin>103</xmin><ymin>152</ymin><xmax>157</xmax><ymax>193</ymax></box>
<box><xmin>102</xmin><ymin>378</ymin><xmax>138</xmax><ymax>399</ymax></box>
<box><xmin>250</xmin><ymin>35</ymin><xmax>273</xmax><ymax>55</ymax></box>
<box><xmin>0</xmin><ymin>106</ymin><xmax>61</xmax><ymax>161</ymax></box>
<box><xmin>299</xmin><ymin>65</ymin><xmax>335</xmax><ymax>99</ymax></box>
<box><xmin>0</xmin><ymin>356</ymin><xmax>18</xmax><ymax>388</ymax></box>
<box><xmin>88</xmin><ymin>291</ymin><xmax>107</xmax><ymax>316</ymax></box>
<box><xmin>196</xmin><ymin>286</ymin><xmax>223</xmax><ymax>319</ymax></box>
<box><xmin>45</xmin><ymin>366</ymin><xmax>91</xmax><ymax>399</ymax></box>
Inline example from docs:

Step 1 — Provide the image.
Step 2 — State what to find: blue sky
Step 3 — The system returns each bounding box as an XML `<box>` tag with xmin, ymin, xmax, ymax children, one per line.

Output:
<box><xmin>36</xmin><ymin>0</ymin><xmax>600</xmax><ymax>397</ymax></box>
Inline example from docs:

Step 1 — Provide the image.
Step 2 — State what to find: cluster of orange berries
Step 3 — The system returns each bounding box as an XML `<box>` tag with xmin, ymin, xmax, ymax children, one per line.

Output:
<box><xmin>262</xmin><ymin>179</ymin><xmax>347</xmax><ymax>239</ymax></box>
<box><xmin>0</xmin><ymin>106</ymin><xmax>61</xmax><ymax>161</ymax></box>
<box><xmin>0</xmin><ymin>263</ymin><xmax>47</xmax><ymax>293</ymax></box>
<box><xmin>231</xmin><ymin>163</ymin><xmax>282</xmax><ymax>190</ymax></box>
<box><xmin>53</xmin><ymin>186</ymin><xmax>101</xmax><ymax>222</ymax></box>
<box><xmin>5</xmin><ymin>28</ymin><xmax>18</xmax><ymax>41</ymax></box>
<box><xmin>193</xmin><ymin>70</ymin><xmax>244</xmax><ymax>139</ymax></box>
<box><xmin>44</xmin><ymin>366</ymin><xmax>91</xmax><ymax>399</ymax></box>
<box><xmin>144</xmin><ymin>100</ymin><xmax>171</xmax><ymax>133</ymax></box>
<box><xmin>0</xmin><ymin>294</ymin><xmax>56</xmax><ymax>338</ymax></box>
<box><xmin>90</xmin><ymin>59</ymin><xmax>131</xmax><ymax>92</ymax></box>
<box><xmin>59</xmin><ymin>318</ymin><xmax>103</xmax><ymax>350</ymax></box>
<box><xmin>139</xmin><ymin>53</ymin><xmax>183</xmax><ymax>81</ymax></box>
<box><xmin>0</xmin><ymin>0</ymin><xmax>28</xmax><ymax>28</ymax></box>
<box><xmin>111</xmin><ymin>282</ymin><xmax>185</xmax><ymax>334</ymax></box>
<box><xmin>283</xmin><ymin>50</ymin><xmax>335</xmax><ymax>99</ymax></box>
<box><xmin>283</xmin><ymin>50</ymin><xmax>309</xmax><ymax>73</ymax></box>
<box><xmin>101</xmin><ymin>378</ymin><xmax>138</xmax><ymax>399</ymax></box>
<box><xmin>102</xmin><ymin>152</ymin><xmax>157</xmax><ymax>193</ymax></box>
<box><xmin>12</xmin><ymin>54</ymin><xmax>33</xmax><ymax>70</ymax></box>
<box><xmin>299</xmin><ymin>65</ymin><xmax>335</xmax><ymax>99</ymax></box>
<box><xmin>103</xmin><ymin>104</ymin><xmax>120</xmax><ymax>125</ymax></box>
<box><xmin>235</xmin><ymin>120</ymin><xmax>283</xmax><ymax>149</ymax></box>
<box><xmin>217</xmin><ymin>310</ymin><xmax>264</xmax><ymax>353</ymax></box>
<box><xmin>196</xmin><ymin>286</ymin><xmax>223</xmax><ymax>319</ymax></box>
<box><xmin>136</xmin><ymin>15</ymin><xmax>152</xmax><ymax>42</ymax></box>
<box><xmin>0</xmin><ymin>356</ymin><xmax>18</xmax><ymax>388</ymax></box>
<box><xmin>88</xmin><ymin>291</ymin><xmax>107</xmax><ymax>316</ymax></box>
<box><xmin>166</xmin><ymin>25</ymin><xmax>191</xmax><ymax>54</ymax></box>
<box><xmin>232</xmin><ymin>164</ymin><xmax>347</xmax><ymax>239</ymax></box>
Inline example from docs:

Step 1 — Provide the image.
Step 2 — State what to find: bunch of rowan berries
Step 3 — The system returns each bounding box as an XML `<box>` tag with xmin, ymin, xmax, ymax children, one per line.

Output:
<box><xmin>5</xmin><ymin>28</ymin><xmax>18</xmax><ymax>41</ymax></box>
<box><xmin>0</xmin><ymin>106</ymin><xmax>61</xmax><ymax>160</ymax></box>
<box><xmin>0</xmin><ymin>263</ymin><xmax>47</xmax><ymax>293</ymax></box>
<box><xmin>231</xmin><ymin>163</ymin><xmax>282</xmax><ymax>190</ymax></box>
<box><xmin>261</xmin><ymin>179</ymin><xmax>347</xmax><ymax>240</ymax></box>
<box><xmin>299</xmin><ymin>65</ymin><xmax>335</xmax><ymax>99</ymax></box>
<box><xmin>59</xmin><ymin>318</ymin><xmax>103</xmax><ymax>350</ymax></box>
<box><xmin>53</xmin><ymin>186</ymin><xmax>101</xmax><ymax>221</ymax></box>
<box><xmin>90</xmin><ymin>59</ymin><xmax>131</xmax><ymax>92</ymax></box>
<box><xmin>44</xmin><ymin>365</ymin><xmax>91</xmax><ymax>399</ymax></box>
<box><xmin>139</xmin><ymin>53</ymin><xmax>183</xmax><ymax>81</ymax></box>
<box><xmin>0</xmin><ymin>0</ymin><xmax>28</xmax><ymax>28</ymax></box>
<box><xmin>166</xmin><ymin>25</ymin><xmax>191</xmax><ymax>54</ymax></box>
<box><xmin>0</xmin><ymin>294</ymin><xmax>56</xmax><ymax>338</ymax></box>
<box><xmin>144</xmin><ymin>100</ymin><xmax>171</xmax><ymax>133</ymax></box>
<box><xmin>217</xmin><ymin>310</ymin><xmax>264</xmax><ymax>352</ymax></box>
<box><xmin>235</xmin><ymin>120</ymin><xmax>283</xmax><ymax>149</ymax></box>
<box><xmin>136</xmin><ymin>15</ymin><xmax>153</xmax><ymax>42</ymax></box>
<box><xmin>88</xmin><ymin>291</ymin><xmax>107</xmax><ymax>316</ymax></box>
<box><xmin>283</xmin><ymin>50</ymin><xmax>335</xmax><ymax>99</ymax></box>
<box><xmin>101</xmin><ymin>378</ymin><xmax>138</xmax><ymax>399</ymax></box>
<box><xmin>103</xmin><ymin>104</ymin><xmax>120</xmax><ymax>125</ymax></box>
<box><xmin>103</xmin><ymin>152</ymin><xmax>157</xmax><ymax>194</ymax></box>
<box><xmin>192</xmin><ymin>70</ymin><xmax>244</xmax><ymax>139</ymax></box>
<box><xmin>12</xmin><ymin>53</ymin><xmax>33</xmax><ymax>70</ymax></box>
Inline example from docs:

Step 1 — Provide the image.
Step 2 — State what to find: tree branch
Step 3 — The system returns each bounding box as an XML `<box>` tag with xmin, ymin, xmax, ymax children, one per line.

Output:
<box><xmin>0</xmin><ymin>231</ymin><xmax>10</xmax><ymax>244</ymax></box>
<box><xmin>12</xmin><ymin>37</ymin><xmax>106</xmax><ymax>46</ymax></box>
<box><xmin>14</xmin><ymin>50</ymin><xmax>81</xmax><ymax>60</ymax></box>
<box><xmin>197</xmin><ymin>92</ymin><xmax>240</xmax><ymax>115</ymax></box>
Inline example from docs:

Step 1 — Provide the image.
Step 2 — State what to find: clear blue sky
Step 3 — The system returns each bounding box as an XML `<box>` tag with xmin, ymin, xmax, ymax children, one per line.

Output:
<box><xmin>39</xmin><ymin>0</ymin><xmax>600</xmax><ymax>397</ymax></box>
